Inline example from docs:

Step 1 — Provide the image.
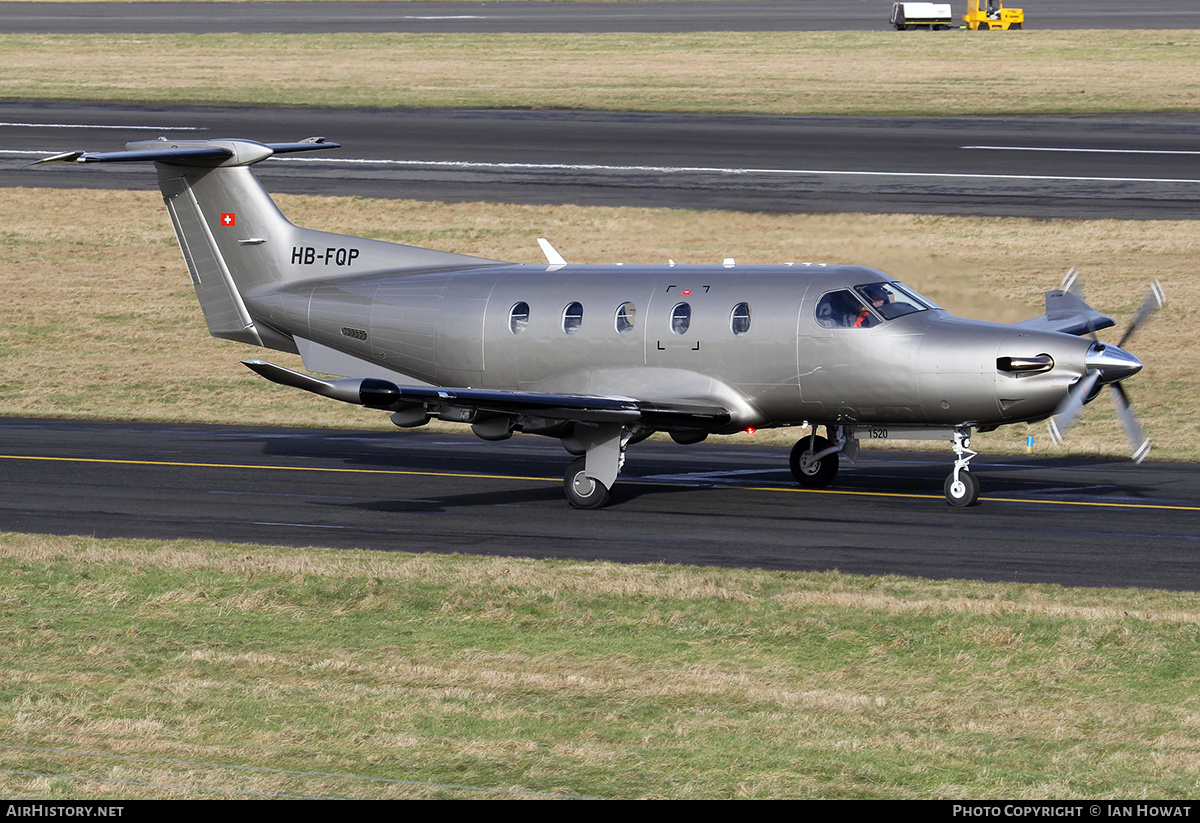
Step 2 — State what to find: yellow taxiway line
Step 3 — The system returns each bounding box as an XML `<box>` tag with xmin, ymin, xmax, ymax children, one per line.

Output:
<box><xmin>3</xmin><ymin>453</ymin><xmax>1200</xmax><ymax>512</ymax></box>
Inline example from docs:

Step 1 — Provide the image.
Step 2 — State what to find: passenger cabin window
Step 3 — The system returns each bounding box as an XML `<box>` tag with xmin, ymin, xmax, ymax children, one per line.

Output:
<box><xmin>615</xmin><ymin>301</ymin><xmax>637</xmax><ymax>335</ymax></box>
<box><xmin>671</xmin><ymin>302</ymin><xmax>691</xmax><ymax>335</ymax></box>
<box><xmin>730</xmin><ymin>302</ymin><xmax>751</xmax><ymax>335</ymax></box>
<box><xmin>509</xmin><ymin>301</ymin><xmax>530</xmax><ymax>334</ymax></box>
<box><xmin>562</xmin><ymin>301</ymin><xmax>584</xmax><ymax>335</ymax></box>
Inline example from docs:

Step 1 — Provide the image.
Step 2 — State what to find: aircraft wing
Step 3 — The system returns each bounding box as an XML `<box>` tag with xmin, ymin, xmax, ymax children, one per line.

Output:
<box><xmin>243</xmin><ymin>360</ymin><xmax>732</xmax><ymax>429</ymax></box>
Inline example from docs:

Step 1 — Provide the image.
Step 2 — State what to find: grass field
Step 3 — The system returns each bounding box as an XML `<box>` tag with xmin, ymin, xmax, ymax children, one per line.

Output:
<box><xmin>2</xmin><ymin>532</ymin><xmax>1199</xmax><ymax>799</ymax></box>
<box><xmin>3</xmin><ymin>30</ymin><xmax>1199</xmax><ymax>115</ymax></box>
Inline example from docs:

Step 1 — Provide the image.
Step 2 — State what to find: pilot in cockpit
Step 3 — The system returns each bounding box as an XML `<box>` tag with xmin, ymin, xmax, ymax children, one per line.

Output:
<box><xmin>854</xmin><ymin>284</ymin><xmax>890</xmax><ymax>327</ymax></box>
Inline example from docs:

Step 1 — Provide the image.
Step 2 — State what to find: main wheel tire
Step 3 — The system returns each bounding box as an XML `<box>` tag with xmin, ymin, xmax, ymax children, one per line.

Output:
<box><xmin>944</xmin><ymin>471</ymin><xmax>981</xmax><ymax>507</ymax></box>
<box><xmin>789</xmin><ymin>435</ymin><xmax>839</xmax><ymax>488</ymax></box>
<box><xmin>564</xmin><ymin>457</ymin><xmax>611</xmax><ymax>509</ymax></box>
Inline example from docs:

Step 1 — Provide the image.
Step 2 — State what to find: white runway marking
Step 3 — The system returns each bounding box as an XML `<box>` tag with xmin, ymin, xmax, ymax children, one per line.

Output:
<box><xmin>0</xmin><ymin>121</ymin><xmax>204</xmax><ymax>131</ymax></box>
<box><xmin>6</xmin><ymin>143</ymin><xmax>1196</xmax><ymax>186</ymax></box>
<box><xmin>273</xmin><ymin>155</ymin><xmax>1200</xmax><ymax>185</ymax></box>
<box><xmin>963</xmin><ymin>145</ymin><xmax>1200</xmax><ymax>155</ymax></box>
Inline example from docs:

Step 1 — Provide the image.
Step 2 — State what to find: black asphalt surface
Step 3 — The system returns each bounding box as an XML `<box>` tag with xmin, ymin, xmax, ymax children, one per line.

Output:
<box><xmin>3</xmin><ymin>0</ymin><xmax>1198</xmax><ymax>34</ymax></box>
<box><xmin>6</xmin><ymin>103</ymin><xmax>1200</xmax><ymax>219</ymax></box>
<box><xmin>4</xmin><ymin>418</ymin><xmax>1199</xmax><ymax>591</ymax></box>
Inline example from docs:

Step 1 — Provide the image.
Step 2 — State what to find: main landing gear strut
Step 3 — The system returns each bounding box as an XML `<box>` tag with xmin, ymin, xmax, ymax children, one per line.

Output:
<box><xmin>561</xmin><ymin>422</ymin><xmax>628</xmax><ymax>509</ymax></box>
<box><xmin>789</xmin><ymin>428</ymin><xmax>843</xmax><ymax>488</ymax></box>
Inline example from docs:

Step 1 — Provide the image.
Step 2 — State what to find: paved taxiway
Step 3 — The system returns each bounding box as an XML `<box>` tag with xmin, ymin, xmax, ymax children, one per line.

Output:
<box><xmin>3</xmin><ymin>0</ymin><xmax>1198</xmax><ymax>34</ymax></box>
<box><xmin>5</xmin><ymin>418</ymin><xmax>1199</xmax><ymax>591</ymax></box>
<box><xmin>6</xmin><ymin>103</ymin><xmax>1199</xmax><ymax>219</ymax></box>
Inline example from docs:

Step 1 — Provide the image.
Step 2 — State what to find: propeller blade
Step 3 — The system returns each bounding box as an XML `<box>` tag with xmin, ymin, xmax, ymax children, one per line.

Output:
<box><xmin>1061</xmin><ymin>266</ymin><xmax>1080</xmax><ymax>295</ymax></box>
<box><xmin>1117</xmin><ymin>280</ymin><xmax>1165</xmax><ymax>348</ymax></box>
<box><xmin>1110</xmin><ymin>382</ymin><xmax>1151</xmax><ymax>463</ymax></box>
<box><xmin>1048</xmin><ymin>370</ymin><xmax>1100</xmax><ymax>446</ymax></box>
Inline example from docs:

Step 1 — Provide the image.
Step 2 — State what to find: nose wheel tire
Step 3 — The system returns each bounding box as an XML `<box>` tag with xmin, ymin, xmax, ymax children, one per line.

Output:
<box><xmin>790</xmin><ymin>435</ymin><xmax>839</xmax><ymax>488</ymax></box>
<box><xmin>564</xmin><ymin>457</ymin><xmax>611</xmax><ymax>509</ymax></box>
<box><xmin>944</xmin><ymin>471</ymin><xmax>981</xmax><ymax>507</ymax></box>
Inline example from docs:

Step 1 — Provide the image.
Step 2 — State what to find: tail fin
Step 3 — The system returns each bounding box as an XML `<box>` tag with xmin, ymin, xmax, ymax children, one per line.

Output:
<box><xmin>38</xmin><ymin>137</ymin><xmax>504</xmax><ymax>350</ymax></box>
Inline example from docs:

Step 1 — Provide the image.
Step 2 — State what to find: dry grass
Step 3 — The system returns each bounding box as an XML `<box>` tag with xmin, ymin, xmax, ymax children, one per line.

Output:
<box><xmin>2</xmin><ymin>186</ymin><xmax>1195</xmax><ymax>458</ymax></box>
<box><xmin>3</xmin><ymin>532</ymin><xmax>1200</xmax><ymax>799</ymax></box>
<box><xmin>2</xmin><ymin>31</ymin><xmax>1198</xmax><ymax>115</ymax></box>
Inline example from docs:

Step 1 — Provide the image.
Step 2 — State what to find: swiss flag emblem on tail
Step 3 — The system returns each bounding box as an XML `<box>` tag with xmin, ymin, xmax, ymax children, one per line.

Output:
<box><xmin>220</xmin><ymin>212</ymin><xmax>236</xmax><ymax>227</ymax></box>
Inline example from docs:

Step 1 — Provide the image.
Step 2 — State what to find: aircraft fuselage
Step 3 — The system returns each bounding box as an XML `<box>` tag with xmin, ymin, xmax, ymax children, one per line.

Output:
<box><xmin>247</xmin><ymin>262</ymin><xmax>1096</xmax><ymax>434</ymax></box>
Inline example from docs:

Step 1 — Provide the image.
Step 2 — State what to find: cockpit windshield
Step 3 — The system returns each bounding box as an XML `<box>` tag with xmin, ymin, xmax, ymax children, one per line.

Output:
<box><xmin>854</xmin><ymin>282</ymin><xmax>937</xmax><ymax>321</ymax></box>
<box><xmin>815</xmin><ymin>282</ymin><xmax>938</xmax><ymax>329</ymax></box>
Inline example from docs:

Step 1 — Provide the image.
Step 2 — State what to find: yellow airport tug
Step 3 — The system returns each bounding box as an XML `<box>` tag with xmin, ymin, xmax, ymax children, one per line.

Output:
<box><xmin>963</xmin><ymin>0</ymin><xmax>1025</xmax><ymax>30</ymax></box>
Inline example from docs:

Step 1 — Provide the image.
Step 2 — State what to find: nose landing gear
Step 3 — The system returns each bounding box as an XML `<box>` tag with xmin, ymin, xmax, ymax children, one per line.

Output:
<box><xmin>945</xmin><ymin>427</ymin><xmax>980</xmax><ymax>507</ymax></box>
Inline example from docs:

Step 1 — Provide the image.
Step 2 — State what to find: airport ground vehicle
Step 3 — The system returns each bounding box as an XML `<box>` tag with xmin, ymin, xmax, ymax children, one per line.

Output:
<box><xmin>890</xmin><ymin>2</ymin><xmax>953</xmax><ymax>30</ymax></box>
<box><xmin>963</xmin><ymin>0</ymin><xmax>1025</xmax><ymax>30</ymax></box>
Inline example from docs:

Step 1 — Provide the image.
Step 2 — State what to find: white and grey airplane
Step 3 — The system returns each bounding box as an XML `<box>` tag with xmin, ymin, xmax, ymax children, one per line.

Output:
<box><xmin>37</xmin><ymin>137</ymin><xmax>1163</xmax><ymax>508</ymax></box>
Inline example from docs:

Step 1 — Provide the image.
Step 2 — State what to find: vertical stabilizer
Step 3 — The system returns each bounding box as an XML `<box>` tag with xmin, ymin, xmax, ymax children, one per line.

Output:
<box><xmin>158</xmin><ymin>162</ymin><xmax>290</xmax><ymax>346</ymax></box>
<box><xmin>37</xmin><ymin>137</ymin><xmax>506</xmax><ymax>352</ymax></box>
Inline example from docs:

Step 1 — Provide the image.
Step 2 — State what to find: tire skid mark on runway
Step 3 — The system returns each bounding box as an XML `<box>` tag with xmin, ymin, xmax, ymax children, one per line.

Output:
<box><xmin>209</xmin><ymin>489</ymin><xmax>443</xmax><ymax>504</ymax></box>
<box><xmin>636</xmin><ymin>468</ymin><xmax>786</xmax><ymax>483</ymax></box>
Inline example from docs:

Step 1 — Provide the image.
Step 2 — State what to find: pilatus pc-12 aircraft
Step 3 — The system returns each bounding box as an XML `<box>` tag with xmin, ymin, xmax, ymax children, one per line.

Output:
<box><xmin>38</xmin><ymin>137</ymin><xmax>1164</xmax><ymax>508</ymax></box>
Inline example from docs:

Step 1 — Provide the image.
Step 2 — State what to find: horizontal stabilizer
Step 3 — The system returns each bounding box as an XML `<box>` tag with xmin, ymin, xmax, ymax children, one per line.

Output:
<box><xmin>1014</xmin><ymin>288</ymin><xmax>1115</xmax><ymax>337</ymax></box>
<box><xmin>33</xmin><ymin>137</ymin><xmax>340</xmax><ymax>168</ymax></box>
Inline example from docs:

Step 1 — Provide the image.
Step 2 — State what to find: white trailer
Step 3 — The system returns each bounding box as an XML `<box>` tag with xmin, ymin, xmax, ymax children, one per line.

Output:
<box><xmin>889</xmin><ymin>2</ymin><xmax>953</xmax><ymax>29</ymax></box>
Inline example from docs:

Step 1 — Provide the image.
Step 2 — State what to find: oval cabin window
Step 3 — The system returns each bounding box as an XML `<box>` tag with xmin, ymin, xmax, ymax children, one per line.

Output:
<box><xmin>509</xmin><ymin>302</ymin><xmax>530</xmax><ymax>334</ymax></box>
<box><xmin>562</xmin><ymin>301</ymin><xmax>584</xmax><ymax>335</ymax></box>
<box><xmin>730</xmin><ymin>302</ymin><xmax>751</xmax><ymax>335</ymax></box>
<box><xmin>615</xmin><ymin>301</ymin><xmax>637</xmax><ymax>335</ymax></box>
<box><xmin>671</xmin><ymin>302</ymin><xmax>691</xmax><ymax>335</ymax></box>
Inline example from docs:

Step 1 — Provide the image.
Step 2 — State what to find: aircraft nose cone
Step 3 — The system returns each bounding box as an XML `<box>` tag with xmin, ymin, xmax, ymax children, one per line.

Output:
<box><xmin>1085</xmin><ymin>342</ymin><xmax>1142</xmax><ymax>383</ymax></box>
